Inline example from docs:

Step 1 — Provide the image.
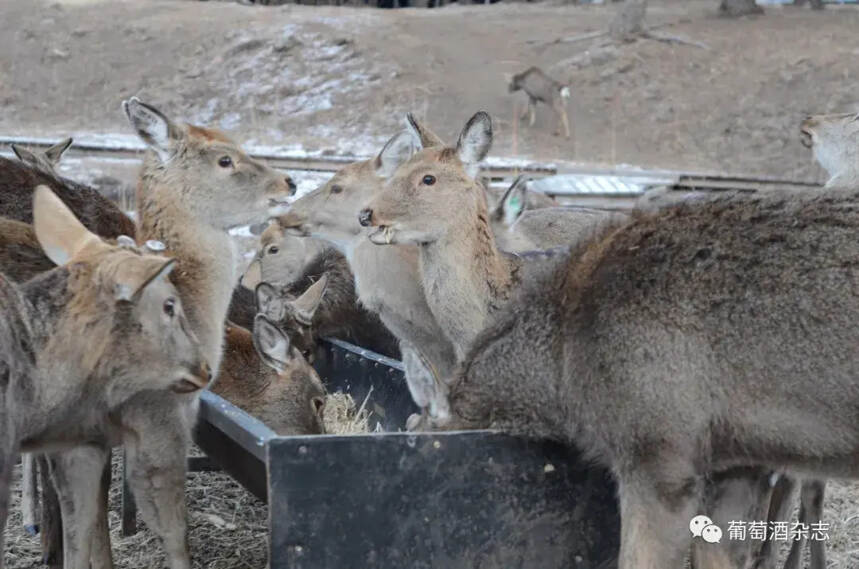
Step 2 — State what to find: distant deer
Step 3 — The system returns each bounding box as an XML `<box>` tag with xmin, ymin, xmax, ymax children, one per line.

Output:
<box><xmin>440</xmin><ymin>184</ymin><xmax>859</xmax><ymax>569</ymax></box>
<box><xmin>0</xmin><ymin>186</ymin><xmax>209</xmax><ymax>569</ymax></box>
<box><xmin>241</xmin><ymin>222</ymin><xmax>328</xmax><ymax>290</ymax></box>
<box><xmin>10</xmin><ymin>137</ymin><xmax>73</xmax><ymax>177</ymax></box>
<box><xmin>8</xmin><ymin>98</ymin><xmax>295</xmax><ymax>569</ymax></box>
<box><xmin>508</xmin><ymin>66</ymin><xmax>571</xmax><ymax>138</ymax></box>
<box><xmin>800</xmin><ymin>112</ymin><xmax>859</xmax><ymax>187</ymax></box>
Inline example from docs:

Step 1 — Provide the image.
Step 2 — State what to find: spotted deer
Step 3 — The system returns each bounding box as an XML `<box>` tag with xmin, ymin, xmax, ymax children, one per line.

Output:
<box><xmin>508</xmin><ymin>66</ymin><xmax>571</xmax><ymax>138</ymax></box>
<box><xmin>29</xmin><ymin>98</ymin><xmax>295</xmax><ymax>569</ymax></box>
<box><xmin>800</xmin><ymin>112</ymin><xmax>859</xmax><ymax>187</ymax></box>
<box><xmin>10</xmin><ymin>137</ymin><xmax>73</xmax><ymax>177</ymax></box>
<box><xmin>0</xmin><ymin>186</ymin><xmax>209</xmax><ymax>569</ymax></box>
<box><xmin>440</xmin><ymin>184</ymin><xmax>859</xmax><ymax>569</ymax></box>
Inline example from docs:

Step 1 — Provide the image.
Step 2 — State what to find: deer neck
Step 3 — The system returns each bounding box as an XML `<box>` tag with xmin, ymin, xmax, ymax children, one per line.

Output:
<box><xmin>419</xmin><ymin>207</ymin><xmax>517</xmax><ymax>355</ymax></box>
<box><xmin>137</xmin><ymin>182</ymin><xmax>236</xmax><ymax>376</ymax></box>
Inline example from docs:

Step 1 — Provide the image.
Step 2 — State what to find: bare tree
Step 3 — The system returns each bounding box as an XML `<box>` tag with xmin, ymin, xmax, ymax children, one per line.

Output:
<box><xmin>718</xmin><ymin>0</ymin><xmax>764</xmax><ymax>17</ymax></box>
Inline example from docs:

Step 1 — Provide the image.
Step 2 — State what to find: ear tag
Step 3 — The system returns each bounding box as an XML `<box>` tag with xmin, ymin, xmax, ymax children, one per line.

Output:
<box><xmin>145</xmin><ymin>240</ymin><xmax>166</xmax><ymax>252</ymax></box>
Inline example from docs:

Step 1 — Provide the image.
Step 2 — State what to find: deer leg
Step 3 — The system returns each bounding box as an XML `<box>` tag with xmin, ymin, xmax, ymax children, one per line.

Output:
<box><xmin>49</xmin><ymin>445</ymin><xmax>111</xmax><ymax>569</ymax></box>
<box><xmin>122</xmin><ymin>397</ymin><xmax>194</xmax><ymax>569</ymax></box>
<box><xmin>617</xmin><ymin>464</ymin><xmax>700</xmax><ymax>569</ymax></box>
<box><xmin>804</xmin><ymin>480</ymin><xmax>826</xmax><ymax>569</ymax></box>
<box><xmin>692</xmin><ymin>467</ymin><xmax>773</xmax><ymax>569</ymax></box>
<box><xmin>21</xmin><ymin>454</ymin><xmax>38</xmax><ymax>535</ymax></box>
<box><xmin>528</xmin><ymin>99</ymin><xmax>537</xmax><ymax>127</ymax></box>
<box><xmin>90</xmin><ymin>451</ymin><xmax>115</xmax><ymax>569</ymax></box>
<box><xmin>751</xmin><ymin>474</ymin><xmax>796</xmax><ymax>569</ymax></box>
<box><xmin>559</xmin><ymin>107</ymin><xmax>571</xmax><ymax>139</ymax></box>
<box><xmin>38</xmin><ymin>455</ymin><xmax>62</xmax><ymax>568</ymax></box>
<box><xmin>519</xmin><ymin>101</ymin><xmax>531</xmax><ymax>121</ymax></box>
<box><xmin>0</xmin><ymin>434</ymin><xmax>14</xmax><ymax>569</ymax></box>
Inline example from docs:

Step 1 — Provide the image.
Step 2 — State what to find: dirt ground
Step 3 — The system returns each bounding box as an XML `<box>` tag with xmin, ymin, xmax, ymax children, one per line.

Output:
<box><xmin>4</xmin><ymin>0</ymin><xmax>859</xmax><ymax>567</ymax></box>
<box><xmin>2</xmin><ymin>0</ymin><xmax>859</xmax><ymax>181</ymax></box>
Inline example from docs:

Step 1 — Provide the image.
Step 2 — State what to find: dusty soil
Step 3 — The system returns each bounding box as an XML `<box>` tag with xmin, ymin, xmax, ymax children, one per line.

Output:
<box><xmin>2</xmin><ymin>0</ymin><xmax>859</xmax><ymax>181</ymax></box>
<box><xmin>3</xmin><ymin>0</ymin><xmax>859</xmax><ymax>568</ymax></box>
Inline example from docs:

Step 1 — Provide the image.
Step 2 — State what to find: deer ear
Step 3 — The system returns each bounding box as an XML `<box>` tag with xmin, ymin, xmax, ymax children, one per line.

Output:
<box><xmin>122</xmin><ymin>97</ymin><xmax>183</xmax><ymax>162</ymax></box>
<box><xmin>32</xmin><ymin>185</ymin><xmax>103</xmax><ymax>265</ymax></box>
<box><xmin>253</xmin><ymin>314</ymin><xmax>294</xmax><ymax>373</ymax></box>
<box><xmin>456</xmin><ymin>112</ymin><xmax>492</xmax><ymax>179</ymax></box>
<box><xmin>405</xmin><ymin>112</ymin><xmax>445</xmax><ymax>149</ymax></box>
<box><xmin>255</xmin><ymin>282</ymin><xmax>284</xmax><ymax>321</ymax></box>
<box><xmin>288</xmin><ymin>274</ymin><xmax>328</xmax><ymax>326</ymax></box>
<box><xmin>497</xmin><ymin>175</ymin><xmax>527</xmax><ymax>226</ymax></box>
<box><xmin>44</xmin><ymin>137</ymin><xmax>73</xmax><ymax>165</ymax></box>
<box><xmin>375</xmin><ymin>131</ymin><xmax>417</xmax><ymax>178</ymax></box>
<box><xmin>11</xmin><ymin>144</ymin><xmax>39</xmax><ymax>167</ymax></box>
<box><xmin>114</xmin><ymin>257</ymin><xmax>175</xmax><ymax>303</ymax></box>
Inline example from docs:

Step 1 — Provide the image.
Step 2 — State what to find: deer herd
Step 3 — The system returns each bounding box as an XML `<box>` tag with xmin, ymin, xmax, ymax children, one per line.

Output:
<box><xmin>0</xmin><ymin>95</ymin><xmax>856</xmax><ymax>569</ymax></box>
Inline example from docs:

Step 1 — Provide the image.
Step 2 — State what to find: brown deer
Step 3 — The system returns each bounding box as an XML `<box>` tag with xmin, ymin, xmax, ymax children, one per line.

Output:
<box><xmin>214</xmin><ymin>318</ymin><xmax>327</xmax><ymax>435</ymax></box>
<box><xmin>241</xmin><ymin>222</ymin><xmax>328</xmax><ymax>290</ymax></box>
<box><xmin>277</xmin><ymin>122</ymin><xmax>456</xmax><ymax>429</ymax></box>
<box><xmin>10</xmin><ymin>137</ymin><xmax>73</xmax><ymax>177</ymax></box>
<box><xmin>508</xmin><ymin>66</ymin><xmax>571</xmax><ymax>139</ymax></box>
<box><xmin>1</xmin><ymin>186</ymin><xmax>209</xmax><ymax>569</ymax></box>
<box><xmin>359</xmin><ymin>112</ymin><xmax>567</xmax><ymax>359</ymax></box>
<box><xmin>0</xmin><ymin>155</ymin><xmax>136</xmax><ymax>239</ymax></box>
<box><xmin>441</xmin><ymin>185</ymin><xmax>859</xmax><ymax>569</ymax></box>
<box><xmin>29</xmin><ymin>98</ymin><xmax>295</xmax><ymax>569</ymax></box>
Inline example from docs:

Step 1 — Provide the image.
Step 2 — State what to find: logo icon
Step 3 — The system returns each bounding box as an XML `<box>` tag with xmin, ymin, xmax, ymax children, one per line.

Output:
<box><xmin>690</xmin><ymin>515</ymin><xmax>722</xmax><ymax>544</ymax></box>
<box><xmin>689</xmin><ymin>515</ymin><xmax>714</xmax><ymax>538</ymax></box>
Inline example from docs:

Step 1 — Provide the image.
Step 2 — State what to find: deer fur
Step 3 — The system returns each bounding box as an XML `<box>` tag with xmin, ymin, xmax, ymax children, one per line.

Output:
<box><xmin>11</xmin><ymin>138</ymin><xmax>73</xmax><ymax>177</ymax></box>
<box><xmin>444</xmin><ymin>186</ymin><xmax>859</xmax><ymax>569</ymax></box>
<box><xmin>0</xmin><ymin>186</ymin><xmax>208</xmax><ymax>569</ymax></box>
<box><xmin>253</xmin><ymin>247</ymin><xmax>400</xmax><ymax>359</ymax></box>
<box><xmin>0</xmin><ymin>155</ymin><xmax>136</xmax><ymax>239</ymax></box>
<box><xmin>800</xmin><ymin>112</ymin><xmax>859</xmax><ymax>188</ymax></box>
<box><xmin>508</xmin><ymin>66</ymin><xmax>571</xmax><ymax>139</ymax></box>
<box><xmin>276</xmin><ymin>124</ymin><xmax>455</xmax><ymax>428</ymax></box>
<box><xmin>28</xmin><ymin>98</ymin><xmax>294</xmax><ymax>569</ymax></box>
<box><xmin>214</xmin><ymin>320</ymin><xmax>326</xmax><ymax>435</ymax></box>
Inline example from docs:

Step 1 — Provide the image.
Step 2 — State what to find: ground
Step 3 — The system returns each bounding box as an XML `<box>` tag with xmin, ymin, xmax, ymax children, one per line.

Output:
<box><xmin>3</xmin><ymin>0</ymin><xmax>859</xmax><ymax>567</ymax></box>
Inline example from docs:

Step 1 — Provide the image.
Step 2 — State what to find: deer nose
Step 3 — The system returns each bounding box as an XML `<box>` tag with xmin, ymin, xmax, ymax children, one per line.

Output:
<box><xmin>285</xmin><ymin>177</ymin><xmax>297</xmax><ymax>196</ymax></box>
<box><xmin>358</xmin><ymin>208</ymin><xmax>373</xmax><ymax>227</ymax></box>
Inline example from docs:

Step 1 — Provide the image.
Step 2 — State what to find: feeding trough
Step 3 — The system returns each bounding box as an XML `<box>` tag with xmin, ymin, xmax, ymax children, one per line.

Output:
<box><xmin>120</xmin><ymin>331</ymin><xmax>620</xmax><ymax>569</ymax></box>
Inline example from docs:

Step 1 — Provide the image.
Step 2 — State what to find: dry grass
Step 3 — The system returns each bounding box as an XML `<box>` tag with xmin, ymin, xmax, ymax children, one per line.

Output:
<box><xmin>323</xmin><ymin>390</ymin><xmax>372</xmax><ymax>435</ymax></box>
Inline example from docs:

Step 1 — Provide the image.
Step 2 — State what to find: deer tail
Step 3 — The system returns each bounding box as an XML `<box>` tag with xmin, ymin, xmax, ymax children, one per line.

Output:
<box><xmin>560</xmin><ymin>86</ymin><xmax>571</xmax><ymax>100</ymax></box>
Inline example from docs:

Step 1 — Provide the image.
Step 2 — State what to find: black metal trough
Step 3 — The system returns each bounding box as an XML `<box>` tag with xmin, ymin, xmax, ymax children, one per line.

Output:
<box><xmin>123</xmin><ymin>338</ymin><xmax>620</xmax><ymax>569</ymax></box>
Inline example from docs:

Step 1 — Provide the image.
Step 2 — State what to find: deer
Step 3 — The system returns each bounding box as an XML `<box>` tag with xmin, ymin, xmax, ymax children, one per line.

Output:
<box><xmin>489</xmin><ymin>174</ymin><xmax>628</xmax><ymax>252</ymax></box>
<box><xmin>241</xmin><ymin>221</ymin><xmax>328</xmax><ymax>290</ymax></box>
<box><xmin>359</xmin><ymin>112</ymin><xmax>570</xmax><ymax>360</ymax></box>
<box><xmin>0</xmin><ymin>186</ymin><xmax>210</xmax><ymax>569</ymax></box>
<box><xmin>507</xmin><ymin>66</ymin><xmax>571</xmax><ymax>139</ymax></box>
<box><xmin>437</xmin><ymin>182</ymin><xmax>859</xmax><ymax>569</ymax></box>
<box><xmin>800</xmin><ymin>112</ymin><xmax>859</xmax><ymax>188</ymax></box>
<box><xmin>275</xmin><ymin>120</ymin><xmax>459</xmax><ymax>430</ymax></box>
<box><xmin>0</xmin><ymin>155</ymin><xmax>136</xmax><ymax>239</ymax></box>
<box><xmin>10</xmin><ymin>137</ymin><xmax>74</xmax><ymax>177</ymax></box>
<box><xmin>11</xmin><ymin>98</ymin><xmax>296</xmax><ymax>569</ymax></box>
<box><xmin>214</xmin><ymin>316</ymin><xmax>327</xmax><ymax>435</ymax></box>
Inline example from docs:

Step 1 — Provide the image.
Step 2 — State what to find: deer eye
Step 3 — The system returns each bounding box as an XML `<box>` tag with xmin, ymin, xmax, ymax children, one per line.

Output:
<box><xmin>163</xmin><ymin>298</ymin><xmax>176</xmax><ymax>318</ymax></box>
<box><xmin>330</xmin><ymin>185</ymin><xmax>343</xmax><ymax>194</ymax></box>
<box><xmin>422</xmin><ymin>175</ymin><xmax>436</xmax><ymax>186</ymax></box>
<box><xmin>267</xmin><ymin>246</ymin><xmax>279</xmax><ymax>255</ymax></box>
<box><xmin>218</xmin><ymin>156</ymin><xmax>233</xmax><ymax>168</ymax></box>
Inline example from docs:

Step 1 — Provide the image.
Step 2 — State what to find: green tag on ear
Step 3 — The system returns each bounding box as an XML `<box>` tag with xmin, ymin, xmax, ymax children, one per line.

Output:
<box><xmin>508</xmin><ymin>195</ymin><xmax>522</xmax><ymax>213</ymax></box>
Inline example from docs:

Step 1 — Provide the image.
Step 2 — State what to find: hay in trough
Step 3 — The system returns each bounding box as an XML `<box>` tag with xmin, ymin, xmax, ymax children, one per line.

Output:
<box><xmin>323</xmin><ymin>390</ymin><xmax>372</xmax><ymax>435</ymax></box>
